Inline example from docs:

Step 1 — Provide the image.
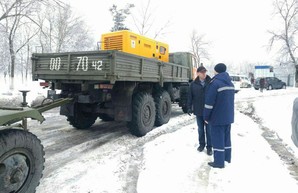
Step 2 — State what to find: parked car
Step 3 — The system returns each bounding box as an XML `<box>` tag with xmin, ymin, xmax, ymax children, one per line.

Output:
<box><xmin>253</xmin><ymin>77</ymin><xmax>286</xmax><ymax>90</ymax></box>
<box><xmin>230</xmin><ymin>75</ymin><xmax>251</xmax><ymax>92</ymax></box>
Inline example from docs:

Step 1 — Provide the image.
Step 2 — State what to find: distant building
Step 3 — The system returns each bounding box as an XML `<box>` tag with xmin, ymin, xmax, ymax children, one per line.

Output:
<box><xmin>254</xmin><ymin>65</ymin><xmax>274</xmax><ymax>78</ymax></box>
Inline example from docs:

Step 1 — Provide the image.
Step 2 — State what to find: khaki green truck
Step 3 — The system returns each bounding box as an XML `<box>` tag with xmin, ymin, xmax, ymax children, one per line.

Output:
<box><xmin>32</xmin><ymin>50</ymin><xmax>197</xmax><ymax>137</ymax></box>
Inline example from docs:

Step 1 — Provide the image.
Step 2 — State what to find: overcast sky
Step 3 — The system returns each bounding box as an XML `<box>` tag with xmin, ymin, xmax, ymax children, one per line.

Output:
<box><xmin>69</xmin><ymin>0</ymin><xmax>279</xmax><ymax>68</ymax></box>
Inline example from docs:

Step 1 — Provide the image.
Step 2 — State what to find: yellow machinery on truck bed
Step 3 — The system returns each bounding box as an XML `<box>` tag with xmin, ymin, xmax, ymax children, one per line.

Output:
<box><xmin>101</xmin><ymin>30</ymin><xmax>169</xmax><ymax>62</ymax></box>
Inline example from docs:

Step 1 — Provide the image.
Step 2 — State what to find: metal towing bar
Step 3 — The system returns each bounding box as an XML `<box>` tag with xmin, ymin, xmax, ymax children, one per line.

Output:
<box><xmin>0</xmin><ymin>97</ymin><xmax>73</xmax><ymax>129</ymax></box>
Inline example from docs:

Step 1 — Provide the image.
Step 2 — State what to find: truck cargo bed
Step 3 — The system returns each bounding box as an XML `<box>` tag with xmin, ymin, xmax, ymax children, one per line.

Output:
<box><xmin>32</xmin><ymin>50</ymin><xmax>190</xmax><ymax>84</ymax></box>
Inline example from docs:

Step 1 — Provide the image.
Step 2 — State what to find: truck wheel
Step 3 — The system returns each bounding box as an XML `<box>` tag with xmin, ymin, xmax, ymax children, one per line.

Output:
<box><xmin>179</xmin><ymin>85</ymin><xmax>189</xmax><ymax>113</ymax></box>
<box><xmin>99</xmin><ymin>113</ymin><xmax>114</xmax><ymax>122</ymax></box>
<box><xmin>0</xmin><ymin>129</ymin><xmax>44</xmax><ymax>193</ymax></box>
<box><xmin>67</xmin><ymin>103</ymin><xmax>97</xmax><ymax>129</ymax></box>
<box><xmin>154</xmin><ymin>91</ymin><xmax>172</xmax><ymax>126</ymax></box>
<box><xmin>128</xmin><ymin>92</ymin><xmax>156</xmax><ymax>137</ymax></box>
<box><xmin>67</xmin><ymin>115</ymin><xmax>97</xmax><ymax>129</ymax></box>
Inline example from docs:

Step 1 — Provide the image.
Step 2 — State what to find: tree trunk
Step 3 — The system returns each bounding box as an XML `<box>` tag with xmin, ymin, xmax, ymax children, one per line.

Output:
<box><xmin>26</xmin><ymin>44</ymin><xmax>29</xmax><ymax>80</ymax></box>
<box><xmin>295</xmin><ymin>68</ymin><xmax>298</xmax><ymax>84</ymax></box>
<box><xmin>9</xmin><ymin>76</ymin><xmax>14</xmax><ymax>91</ymax></box>
<box><xmin>9</xmin><ymin>38</ymin><xmax>15</xmax><ymax>78</ymax></box>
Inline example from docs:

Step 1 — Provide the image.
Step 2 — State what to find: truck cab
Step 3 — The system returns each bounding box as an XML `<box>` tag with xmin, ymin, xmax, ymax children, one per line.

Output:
<box><xmin>169</xmin><ymin>52</ymin><xmax>198</xmax><ymax>80</ymax></box>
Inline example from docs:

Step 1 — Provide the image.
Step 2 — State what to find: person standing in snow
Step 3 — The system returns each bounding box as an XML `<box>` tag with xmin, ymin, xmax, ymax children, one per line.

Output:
<box><xmin>187</xmin><ymin>66</ymin><xmax>212</xmax><ymax>156</ymax></box>
<box><xmin>259</xmin><ymin>77</ymin><xmax>265</xmax><ymax>92</ymax></box>
<box><xmin>204</xmin><ymin>63</ymin><xmax>235</xmax><ymax>168</ymax></box>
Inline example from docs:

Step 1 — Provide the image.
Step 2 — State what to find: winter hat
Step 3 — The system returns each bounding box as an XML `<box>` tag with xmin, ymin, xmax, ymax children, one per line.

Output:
<box><xmin>214</xmin><ymin>63</ymin><xmax>227</xmax><ymax>73</ymax></box>
<box><xmin>197</xmin><ymin>66</ymin><xmax>207</xmax><ymax>72</ymax></box>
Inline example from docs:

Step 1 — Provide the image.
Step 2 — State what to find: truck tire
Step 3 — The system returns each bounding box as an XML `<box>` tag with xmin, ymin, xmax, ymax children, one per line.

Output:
<box><xmin>67</xmin><ymin>115</ymin><xmax>97</xmax><ymax>129</ymax></box>
<box><xmin>128</xmin><ymin>92</ymin><xmax>156</xmax><ymax>137</ymax></box>
<box><xmin>98</xmin><ymin>113</ymin><xmax>114</xmax><ymax>122</ymax></box>
<box><xmin>0</xmin><ymin>129</ymin><xmax>44</xmax><ymax>193</ymax></box>
<box><xmin>67</xmin><ymin>103</ymin><xmax>97</xmax><ymax>129</ymax></box>
<box><xmin>154</xmin><ymin>90</ymin><xmax>172</xmax><ymax>126</ymax></box>
<box><xmin>179</xmin><ymin>85</ymin><xmax>189</xmax><ymax>113</ymax></box>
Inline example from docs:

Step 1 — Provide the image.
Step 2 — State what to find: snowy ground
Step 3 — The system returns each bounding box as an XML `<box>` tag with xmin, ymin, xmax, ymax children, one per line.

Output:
<box><xmin>1</xmin><ymin>78</ymin><xmax>298</xmax><ymax>192</ymax></box>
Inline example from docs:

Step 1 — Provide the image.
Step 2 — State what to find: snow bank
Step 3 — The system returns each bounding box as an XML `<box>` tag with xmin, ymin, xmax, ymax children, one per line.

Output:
<box><xmin>0</xmin><ymin>77</ymin><xmax>48</xmax><ymax>106</ymax></box>
<box><xmin>137</xmin><ymin>111</ymin><xmax>298</xmax><ymax>193</ymax></box>
<box><xmin>239</xmin><ymin>88</ymin><xmax>298</xmax><ymax>158</ymax></box>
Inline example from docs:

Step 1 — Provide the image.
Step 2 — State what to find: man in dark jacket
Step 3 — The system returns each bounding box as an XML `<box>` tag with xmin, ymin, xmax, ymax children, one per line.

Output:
<box><xmin>259</xmin><ymin>77</ymin><xmax>265</xmax><ymax>92</ymax></box>
<box><xmin>204</xmin><ymin>63</ymin><xmax>234</xmax><ymax>168</ymax></box>
<box><xmin>187</xmin><ymin>66</ymin><xmax>212</xmax><ymax>155</ymax></box>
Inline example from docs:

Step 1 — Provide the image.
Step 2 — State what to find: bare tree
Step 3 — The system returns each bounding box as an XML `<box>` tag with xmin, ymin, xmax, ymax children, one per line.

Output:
<box><xmin>0</xmin><ymin>0</ymin><xmax>66</xmax><ymax>77</ymax></box>
<box><xmin>190</xmin><ymin>30</ymin><xmax>210</xmax><ymax>66</ymax></box>
<box><xmin>0</xmin><ymin>25</ymin><xmax>10</xmax><ymax>77</ymax></box>
<box><xmin>0</xmin><ymin>0</ymin><xmax>93</xmax><ymax>91</ymax></box>
<box><xmin>0</xmin><ymin>0</ymin><xmax>43</xmax><ymax>78</ymax></box>
<box><xmin>131</xmin><ymin>0</ymin><xmax>171</xmax><ymax>39</ymax></box>
<box><xmin>269</xmin><ymin>0</ymin><xmax>298</xmax><ymax>82</ymax></box>
<box><xmin>37</xmin><ymin>4</ymin><xmax>57</xmax><ymax>53</ymax></box>
<box><xmin>17</xmin><ymin>26</ymin><xmax>36</xmax><ymax>80</ymax></box>
<box><xmin>239</xmin><ymin>61</ymin><xmax>255</xmax><ymax>76</ymax></box>
<box><xmin>37</xmin><ymin>3</ymin><xmax>94</xmax><ymax>53</ymax></box>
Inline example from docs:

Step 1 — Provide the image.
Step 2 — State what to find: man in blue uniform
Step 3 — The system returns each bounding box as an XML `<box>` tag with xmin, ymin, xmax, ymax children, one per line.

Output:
<box><xmin>203</xmin><ymin>63</ymin><xmax>235</xmax><ymax>168</ymax></box>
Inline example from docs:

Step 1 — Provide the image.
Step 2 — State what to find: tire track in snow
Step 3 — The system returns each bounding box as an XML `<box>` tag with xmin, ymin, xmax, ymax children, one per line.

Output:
<box><xmin>236</xmin><ymin>101</ymin><xmax>298</xmax><ymax>181</ymax></box>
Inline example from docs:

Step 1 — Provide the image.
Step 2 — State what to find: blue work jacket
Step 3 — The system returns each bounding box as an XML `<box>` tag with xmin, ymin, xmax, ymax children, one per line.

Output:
<box><xmin>204</xmin><ymin>72</ymin><xmax>235</xmax><ymax>126</ymax></box>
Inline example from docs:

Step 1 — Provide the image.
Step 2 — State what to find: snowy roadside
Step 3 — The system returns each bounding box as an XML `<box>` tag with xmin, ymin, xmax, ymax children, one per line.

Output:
<box><xmin>254</xmin><ymin>90</ymin><xmax>298</xmax><ymax>158</ymax></box>
<box><xmin>236</xmin><ymin>88</ymin><xmax>298</xmax><ymax>158</ymax></box>
<box><xmin>33</xmin><ymin>97</ymin><xmax>298</xmax><ymax>193</ymax></box>
<box><xmin>136</xmin><ymin>110</ymin><xmax>298</xmax><ymax>193</ymax></box>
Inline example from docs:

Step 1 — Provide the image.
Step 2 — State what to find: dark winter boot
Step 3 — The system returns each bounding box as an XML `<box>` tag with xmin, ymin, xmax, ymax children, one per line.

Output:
<box><xmin>208</xmin><ymin>162</ymin><xmax>224</xmax><ymax>168</ymax></box>
<box><xmin>197</xmin><ymin>145</ymin><xmax>204</xmax><ymax>152</ymax></box>
<box><xmin>207</xmin><ymin>148</ymin><xmax>212</xmax><ymax>156</ymax></box>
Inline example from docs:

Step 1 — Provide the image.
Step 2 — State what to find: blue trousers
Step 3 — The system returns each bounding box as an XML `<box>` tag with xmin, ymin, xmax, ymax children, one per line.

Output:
<box><xmin>211</xmin><ymin>124</ymin><xmax>231</xmax><ymax>166</ymax></box>
<box><xmin>196</xmin><ymin>116</ymin><xmax>212</xmax><ymax>148</ymax></box>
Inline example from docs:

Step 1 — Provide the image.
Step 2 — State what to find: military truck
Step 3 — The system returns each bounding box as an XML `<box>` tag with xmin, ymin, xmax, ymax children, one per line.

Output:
<box><xmin>31</xmin><ymin>31</ymin><xmax>197</xmax><ymax>137</ymax></box>
<box><xmin>31</xmin><ymin>51</ymin><xmax>196</xmax><ymax>136</ymax></box>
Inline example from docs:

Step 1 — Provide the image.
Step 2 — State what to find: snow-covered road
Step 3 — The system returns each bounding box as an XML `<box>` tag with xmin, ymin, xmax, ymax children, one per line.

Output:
<box><xmin>1</xmin><ymin>87</ymin><xmax>298</xmax><ymax>192</ymax></box>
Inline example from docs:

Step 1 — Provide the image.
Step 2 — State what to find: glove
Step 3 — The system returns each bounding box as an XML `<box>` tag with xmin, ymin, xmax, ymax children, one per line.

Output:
<box><xmin>187</xmin><ymin>109</ymin><xmax>193</xmax><ymax>116</ymax></box>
